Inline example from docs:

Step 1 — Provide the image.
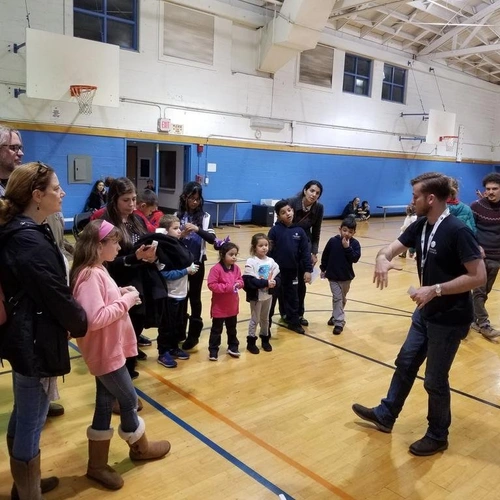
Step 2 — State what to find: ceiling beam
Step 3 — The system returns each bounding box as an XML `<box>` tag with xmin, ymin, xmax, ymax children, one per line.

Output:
<box><xmin>418</xmin><ymin>1</ymin><xmax>500</xmax><ymax>55</ymax></box>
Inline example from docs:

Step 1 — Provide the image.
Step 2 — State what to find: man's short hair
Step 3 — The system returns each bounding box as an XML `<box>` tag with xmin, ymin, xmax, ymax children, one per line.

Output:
<box><xmin>137</xmin><ymin>189</ymin><xmax>158</xmax><ymax>206</ymax></box>
<box><xmin>274</xmin><ymin>199</ymin><xmax>291</xmax><ymax>215</ymax></box>
<box><xmin>482</xmin><ymin>172</ymin><xmax>500</xmax><ymax>187</ymax></box>
<box><xmin>411</xmin><ymin>172</ymin><xmax>450</xmax><ymax>201</ymax></box>
<box><xmin>341</xmin><ymin>217</ymin><xmax>357</xmax><ymax>230</ymax></box>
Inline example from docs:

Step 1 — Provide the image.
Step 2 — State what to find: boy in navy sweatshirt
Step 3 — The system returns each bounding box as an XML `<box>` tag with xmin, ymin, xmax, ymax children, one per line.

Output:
<box><xmin>268</xmin><ymin>199</ymin><xmax>312</xmax><ymax>334</ymax></box>
<box><xmin>320</xmin><ymin>217</ymin><xmax>361</xmax><ymax>334</ymax></box>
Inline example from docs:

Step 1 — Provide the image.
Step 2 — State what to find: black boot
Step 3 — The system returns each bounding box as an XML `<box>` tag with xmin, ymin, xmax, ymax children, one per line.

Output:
<box><xmin>246</xmin><ymin>336</ymin><xmax>260</xmax><ymax>354</ymax></box>
<box><xmin>260</xmin><ymin>334</ymin><xmax>272</xmax><ymax>352</ymax></box>
<box><xmin>182</xmin><ymin>317</ymin><xmax>203</xmax><ymax>350</ymax></box>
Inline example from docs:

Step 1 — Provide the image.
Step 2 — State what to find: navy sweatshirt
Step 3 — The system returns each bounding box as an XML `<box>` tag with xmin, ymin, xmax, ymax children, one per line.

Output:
<box><xmin>268</xmin><ymin>222</ymin><xmax>313</xmax><ymax>272</ymax></box>
<box><xmin>320</xmin><ymin>235</ymin><xmax>361</xmax><ymax>281</ymax></box>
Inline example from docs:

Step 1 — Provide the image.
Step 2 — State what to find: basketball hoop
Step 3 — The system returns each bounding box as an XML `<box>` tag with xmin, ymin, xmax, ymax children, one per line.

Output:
<box><xmin>439</xmin><ymin>135</ymin><xmax>458</xmax><ymax>152</ymax></box>
<box><xmin>70</xmin><ymin>85</ymin><xmax>97</xmax><ymax>115</ymax></box>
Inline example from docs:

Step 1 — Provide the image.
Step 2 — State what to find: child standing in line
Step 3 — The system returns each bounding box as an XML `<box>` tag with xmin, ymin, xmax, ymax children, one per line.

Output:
<box><xmin>156</xmin><ymin>214</ymin><xmax>199</xmax><ymax>369</ymax></box>
<box><xmin>399</xmin><ymin>204</ymin><xmax>417</xmax><ymax>258</ymax></box>
<box><xmin>243</xmin><ymin>233</ymin><xmax>280</xmax><ymax>354</ymax></box>
<box><xmin>320</xmin><ymin>217</ymin><xmax>361</xmax><ymax>335</ymax></box>
<box><xmin>268</xmin><ymin>199</ymin><xmax>313</xmax><ymax>335</ymax></box>
<box><xmin>71</xmin><ymin>220</ymin><xmax>170</xmax><ymax>491</ymax></box>
<box><xmin>207</xmin><ymin>242</ymin><xmax>244</xmax><ymax>361</ymax></box>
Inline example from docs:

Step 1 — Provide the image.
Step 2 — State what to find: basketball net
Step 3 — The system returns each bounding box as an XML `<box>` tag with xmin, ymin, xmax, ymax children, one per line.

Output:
<box><xmin>440</xmin><ymin>136</ymin><xmax>458</xmax><ymax>152</ymax></box>
<box><xmin>70</xmin><ymin>85</ymin><xmax>97</xmax><ymax>115</ymax></box>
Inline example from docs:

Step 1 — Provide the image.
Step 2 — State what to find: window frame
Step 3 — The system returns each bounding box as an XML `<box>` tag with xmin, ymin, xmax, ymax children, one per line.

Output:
<box><xmin>382</xmin><ymin>63</ymin><xmax>407</xmax><ymax>104</ymax></box>
<box><xmin>74</xmin><ymin>0</ymin><xmax>138</xmax><ymax>51</ymax></box>
<box><xmin>343</xmin><ymin>53</ymin><xmax>372</xmax><ymax>97</ymax></box>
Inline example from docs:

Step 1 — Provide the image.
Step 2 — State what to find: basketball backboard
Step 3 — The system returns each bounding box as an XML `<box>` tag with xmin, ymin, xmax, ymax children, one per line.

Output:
<box><xmin>426</xmin><ymin>109</ymin><xmax>456</xmax><ymax>145</ymax></box>
<box><xmin>26</xmin><ymin>28</ymin><xmax>119</xmax><ymax>107</ymax></box>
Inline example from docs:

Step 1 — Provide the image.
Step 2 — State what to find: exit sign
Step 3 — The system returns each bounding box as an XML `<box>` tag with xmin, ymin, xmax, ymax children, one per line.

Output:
<box><xmin>157</xmin><ymin>118</ymin><xmax>172</xmax><ymax>132</ymax></box>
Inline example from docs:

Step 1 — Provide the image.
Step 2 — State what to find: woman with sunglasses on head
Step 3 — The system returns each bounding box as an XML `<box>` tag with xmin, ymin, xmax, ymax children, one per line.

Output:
<box><xmin>175</xmin><ymin>181</ymin><xmax>218</xmax><ymax>350</ymax></box>
<box><xmin>0</xmin><ymin>162</ymin><xmax>88</xmax><ymax>499</ymax></box>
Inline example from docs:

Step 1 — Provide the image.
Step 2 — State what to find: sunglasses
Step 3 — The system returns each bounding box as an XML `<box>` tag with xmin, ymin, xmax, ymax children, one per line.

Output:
<box><xmin>31</xmin><ymin>161</ymin><xmax>50</xmax><ymax>193</ymax></box>
<box><xmin>2</xmin><ymin>144</ymin><xmax>23</xmax><ymax>153</ymax></box>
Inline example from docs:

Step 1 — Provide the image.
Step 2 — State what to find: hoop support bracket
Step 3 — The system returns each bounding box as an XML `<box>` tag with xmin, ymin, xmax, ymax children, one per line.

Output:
<box><xmin>14</xmin><ymin>88</ymin><xmax>26</xmax><ymax>98</ymax></box>
<box><xmin>8</xmin><ymin>42</ymin><xmax>26</xmax><ymax>53</ymax></box>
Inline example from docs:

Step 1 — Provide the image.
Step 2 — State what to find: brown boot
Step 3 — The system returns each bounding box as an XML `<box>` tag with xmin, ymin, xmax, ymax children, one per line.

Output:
<box><xmin>7</xmin><ymin>436</ymin><xmax>58</xmax><ymax>499</ymax></box>
<box><xmin>86</xmin><ymin>427</ymin><xmax>123</xmax><ymax>490</ymax></box>
<box><xmin>118</xmin><ymin>416</ymin><xmax>170</xmax><ymax>461</ymax></box>
<box><xmin>10</xmin><ymin>453</ymin><xmax>43</xmax><ymax>500</ymax></box>
<box><xmin>112</xmin><ymin>398</ymin><xmax>143</xmax><ymax>415</ymax></box>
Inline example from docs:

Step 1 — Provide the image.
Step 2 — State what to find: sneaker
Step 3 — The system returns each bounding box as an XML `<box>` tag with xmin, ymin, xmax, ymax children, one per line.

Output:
<box><xmin>138</xmin><ymin>334</ymin><xmax>152</xmax><ymax>347</ymax></box>
<box><xmin>327</xmin><ymin>317</ymin><xmax>334</xmax><ymax>326</ymax></box>
<box><xmin>157</xmin><ymin>352</ymin><xmax>177</xmax><ymax>368</ymax></box>
<box><xmin>169</xmin><ymin>347</ymin><xmax>190</xmax><ymax>360</ymax></box>
<box><xmin>471</xmin><ymin>322</ymin><xmax>500</xmax><ymax>340</ymax></box>
<box><xmin>137</xmin><ymin>349</ymin><xmax>148</xmax><ymax>361</ymax></box>
<box><xmin>409</xmin><ymin>436</ymin><xmax>448</xmax><ymax>456</ymax></box>
<box><xmin>278</xmin><ymin>316</ymin><xmax>288</xmax><ymax>326</ymax></box>
<box><xmin>352</xmin><ymin>403</ymin><xmax>393</xmax><ymax>433</ymax></box>
<box><xmin>209</xmin><ymin>350</ymin><xmax>218</xmax><ymax>361</ymax></box>
<box><xmin>299</xmin><ymin>317</ymin><xmax>309</xmax><ymax>326</ymax></box>
<box><xmin>129</xmin><ymin>370</ymin><xmax>139</xmax><ymax>380</ymax></box>
<box><xmin>288</xmin><ymin>324</ymin><xmax>305</xmax><ymax>335</ymax></box>
<box><xmin>227</xmin><ymin>348</ymin><xmax>241</xmax><ymax>358</ymax></box>
<box><xmin>47</xmin><ymin>402</ymin><xmax>65</xmax><ymax>417</ymax></box>
<box><xmin>333</xmin><ymin>326</ymin><xmax>343</xmax><ymax>335</ymax></box>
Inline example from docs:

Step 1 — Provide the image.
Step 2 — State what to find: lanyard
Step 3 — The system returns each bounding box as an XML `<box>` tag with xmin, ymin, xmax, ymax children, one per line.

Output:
<box><xmin>420</xmin><ymin>208</ymin><xmax>450</xmax><ymax>274</ymax></box>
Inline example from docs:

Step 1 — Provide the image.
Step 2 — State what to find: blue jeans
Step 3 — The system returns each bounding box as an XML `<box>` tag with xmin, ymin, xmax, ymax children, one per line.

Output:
<box><xmin>93</xmin><ymin>364</ymin><xmax>139</xmax><ymax>433</ymax></box>
<box><xmin>8</xmin><ymin>372</ymin><xmax>50</xmax><ymax>462</ymax></box>
<box><xmin>374</xmin><ymin>309</ymin><xmax>468</xmax><ymax>441</ymax></box>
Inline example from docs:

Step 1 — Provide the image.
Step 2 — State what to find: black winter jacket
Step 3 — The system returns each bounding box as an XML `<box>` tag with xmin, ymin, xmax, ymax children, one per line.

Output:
<box><xmin>0</xmin><ymin>216</ymin><xmax>87</xmax><ymax>377</ymax></box>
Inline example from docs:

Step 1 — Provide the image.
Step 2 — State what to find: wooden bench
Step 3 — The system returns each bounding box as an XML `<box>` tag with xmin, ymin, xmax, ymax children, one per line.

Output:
<box><xmin>376</xmin><ymin>205</ymin><xmax>407</xmax><ymax>221</ymax></box>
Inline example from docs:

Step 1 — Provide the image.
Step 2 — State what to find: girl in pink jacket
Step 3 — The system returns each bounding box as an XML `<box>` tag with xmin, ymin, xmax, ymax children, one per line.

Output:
<box><xmin>207</xmin><ymin>242</ymin><xmax>244</xmax><ymax>361</ymax></box>
<box><xmin>71</xmin><ymin>220</ymin><xmax>170</xmax><ymax>491</ymax></box>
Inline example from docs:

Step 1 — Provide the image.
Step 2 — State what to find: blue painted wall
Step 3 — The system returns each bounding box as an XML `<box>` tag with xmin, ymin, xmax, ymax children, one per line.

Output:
<box><xmin>198</xmin><ymin>145</ymin><xmax>494</xmax><ymax>223</ymax></box>
<box><xmin>19</xmin><ymin>131</ymin><xmax>494</xmax><ymax>225</ymax></box>
<box><xmin>21</xmin><ymin>131</ymin><xmax>126</xmax><ymax>221</ymax></box>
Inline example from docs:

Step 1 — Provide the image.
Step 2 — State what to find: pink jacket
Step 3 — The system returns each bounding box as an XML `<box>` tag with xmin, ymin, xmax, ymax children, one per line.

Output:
<box><xmin>207</xmin><ymin>262</ymin><xmax>243</xmax><ymax>318</ymax></box>
<box><xmin>73</xmin><ymin>265</ymin><xmax>138</xmax><ymax>377</ymax></box>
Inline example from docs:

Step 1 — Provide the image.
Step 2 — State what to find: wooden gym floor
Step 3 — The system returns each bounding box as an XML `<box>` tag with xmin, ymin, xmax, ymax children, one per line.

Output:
<box><xmin>1</xmin><ymin>217</ymin><xmax>500</xmax><ymax>499</ymax></box>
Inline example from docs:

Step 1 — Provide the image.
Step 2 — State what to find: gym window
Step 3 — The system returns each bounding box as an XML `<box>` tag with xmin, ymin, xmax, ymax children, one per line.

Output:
<box><xmin>74</xmin><ymin>0</ymin><xmax>138</xmax><ymax>51</ymax></box>
<box><xmin>382</xmin><ymin>63</ymin><xmax>406</xmax><ymax>103</ymax></box>
<box><xmin>343</xmin><ymin>54</ymin><xmax>372</xmax><ymax>96</ymax></box>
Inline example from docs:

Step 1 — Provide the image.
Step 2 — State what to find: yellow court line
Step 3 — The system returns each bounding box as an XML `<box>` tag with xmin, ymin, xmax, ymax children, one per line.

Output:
<box><xmin>143</xmin><ymin>366</ymin><xmax>356</xmax><ymax>500</ymax></box>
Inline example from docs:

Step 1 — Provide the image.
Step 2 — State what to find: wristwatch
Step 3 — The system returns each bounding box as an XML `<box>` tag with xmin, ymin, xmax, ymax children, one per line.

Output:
<box><xmin>435</xmin><ymin>283</ymin><xmax>442</xmax><ymax>296</ymax></box>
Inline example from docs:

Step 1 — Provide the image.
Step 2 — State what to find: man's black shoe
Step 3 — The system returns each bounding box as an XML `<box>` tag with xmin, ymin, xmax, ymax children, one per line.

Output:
<box><xmin>333</xmin><ymin>326</ymin><xmax>343</xmax><ymax>335</ymax></box>
<box><xmin>409</xmin><ymin>436</ymin><xmax>448</xmax><ymax>456</ymax></box>
<box><xmin>299</xmin><ymin>317</ymin><xmax>309</xmax><ymax>326</ymax></box>
<box><xmin>327</xmin><ymin>317</ymin><xmax>334</xmax><ymax>326</ymax></box>
<box><xmin>288</xmin><ymin>324</ymin><xmax>305</xmax><ymax>334</ymax></box>
<box><xmin>352</xmin><ymin>403</ymin><xmax>392</xmax><ymax>433</ymax></box>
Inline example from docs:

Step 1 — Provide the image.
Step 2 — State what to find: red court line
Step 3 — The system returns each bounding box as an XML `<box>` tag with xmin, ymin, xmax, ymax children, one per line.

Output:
<box><xmin>143</xmin><ymin>366</ymin><xmax>356</xmax><ymax>500</ymax></box>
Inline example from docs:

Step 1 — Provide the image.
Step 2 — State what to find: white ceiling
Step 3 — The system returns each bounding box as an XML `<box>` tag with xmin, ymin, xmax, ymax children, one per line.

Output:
<box><xmin>256</xmin><ymin>0</ymin><xmax>500</xmax><ymax>85</ymax></box>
